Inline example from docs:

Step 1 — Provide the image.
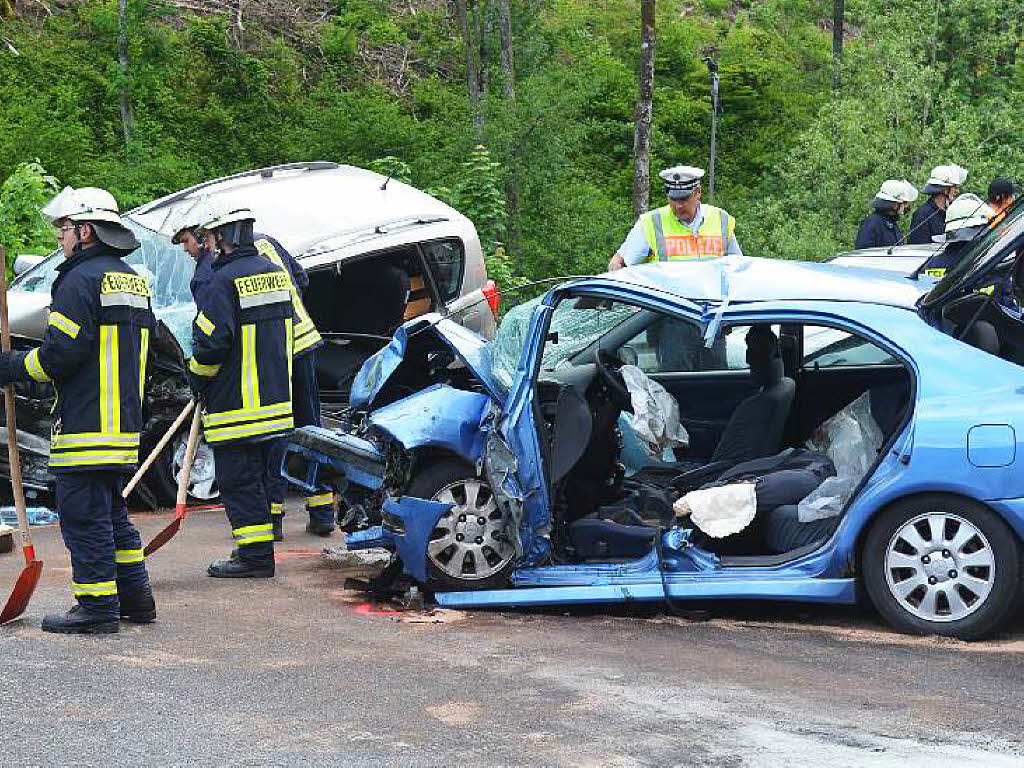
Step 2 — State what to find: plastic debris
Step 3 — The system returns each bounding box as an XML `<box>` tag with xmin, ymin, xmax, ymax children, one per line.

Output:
<box><xmin>0</xmin><ymin>506</ymin><xmax>58</xmax><ymax>526</ymax></box>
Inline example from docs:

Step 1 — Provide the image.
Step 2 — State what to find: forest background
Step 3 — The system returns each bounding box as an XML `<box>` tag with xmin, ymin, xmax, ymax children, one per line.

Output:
<box><xmin>1</xmin><ymin>0</ymin><xmax>1022</xmax><ymax>284</ymax></box>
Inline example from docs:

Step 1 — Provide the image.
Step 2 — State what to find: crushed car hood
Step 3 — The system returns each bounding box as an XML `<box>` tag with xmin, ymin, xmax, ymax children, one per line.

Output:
<box><xmin>350</xmin><ymin>314</ymin><xmax>503</xmax><ymax>410</ymax></box>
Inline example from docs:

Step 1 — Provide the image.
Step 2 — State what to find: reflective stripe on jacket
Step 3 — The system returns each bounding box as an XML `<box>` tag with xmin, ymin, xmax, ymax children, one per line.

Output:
<box><xmin>12</xmin><ymin>244</ymin><xmax>155</xmax><ymax>472</ymax></box>
<box><xmin>640</xmin><ymin>204</ymin><xmax>734</xmax><ymax>262</ymax></box>
<box><xmin>188</xmin><ymin>245</ymin><xmax>296</xmax><ymax>444</ymax></box>
<box><xmin>253</xmin><ymin>234</ymin><xmax>322</xmax><ymax>356</ymax></box>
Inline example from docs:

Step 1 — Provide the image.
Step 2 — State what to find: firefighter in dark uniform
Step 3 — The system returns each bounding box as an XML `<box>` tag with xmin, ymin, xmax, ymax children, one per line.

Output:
<box><xmin>919</xmin><ymin>193</ymin><xmax>994</xmax><ymax>278</ymax></box>
<box><xmin>251</xmin><ymin>232</ymin><xmax>334</xmax><ymax>539</ymax></box>
<box><xmin>908</xmin><ymin>164</ymin><xmax>968</xmax><ymax>245</ymax></box>
<box><xmin>0</xmin><ymin>187</ymin><xmax>156</xmax><ymax>634</ymax></box>
<box><xmin>855</xmin><ymin>180</ymin><xmax>918</xmax><ymax>249</ymax></box>
<box><xmin>187</xmin><ymin>204</ymin><xmax>296</xmax><ymax>578</ymax></box>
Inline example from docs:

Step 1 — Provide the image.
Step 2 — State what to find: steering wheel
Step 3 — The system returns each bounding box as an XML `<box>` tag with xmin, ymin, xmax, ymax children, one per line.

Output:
<box><xmin>594</xmin><ymin>347</ymin><xmax>631</xmax><ymax>410</ymax></box>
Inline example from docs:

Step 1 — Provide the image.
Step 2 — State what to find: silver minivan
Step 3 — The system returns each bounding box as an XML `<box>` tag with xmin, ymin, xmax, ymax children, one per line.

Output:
<box><xmin>5</xmin><ymin>162</ymin><xmax>498</xmax><ymax>503</ymax></box>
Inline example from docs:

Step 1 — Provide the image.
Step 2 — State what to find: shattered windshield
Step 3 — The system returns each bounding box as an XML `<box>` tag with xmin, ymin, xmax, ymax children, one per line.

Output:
<box><xmin>491</xmin><ymin>298</ymin><xmax>539</xmax><ymax>389</ymax></box>
<box><xmin>12</xmin><ymin>217</ymin><xmax>199</xmax><ymax>354</ymax></box>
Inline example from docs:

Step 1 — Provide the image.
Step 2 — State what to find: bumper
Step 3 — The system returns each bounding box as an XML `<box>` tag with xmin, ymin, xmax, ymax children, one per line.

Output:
<box><xmin>282</xmin><ymin>426</ymin><xmax>386</xmax><ymax>493</ymax></box>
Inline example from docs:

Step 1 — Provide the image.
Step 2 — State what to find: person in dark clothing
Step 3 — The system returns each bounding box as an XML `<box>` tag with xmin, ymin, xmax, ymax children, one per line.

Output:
<box><xmin>855</xmin><ymin>179</ymin><xmax>918</xmax><ymax>249</ymax></box>
<box><xmin>187</xmin><ymin>204</ymin><xmax>296</xmax><ymax>578</ymax></box>
<box><xmin>908</xmin><ymin>164</ymin><xmax>968</xmax><ymax>245</ymax></box>
<box><xmin>987</xmin><ymin>177</ymin><xmax>1019</xmax><ymax>215</ymax></box>
<box><xmin>0</xmin><ymin>187</ymin><xmax>156</xmax><ymax>634</ymax></box>
<box><xmin>919</xmin><ymin>193</ymin><xmax>994</xmax><ymax>278</ymax></box>
<box><xmin>251</xmin><ymin>232</ymin><xmax>334</xmax><ymax>539</ymax></box>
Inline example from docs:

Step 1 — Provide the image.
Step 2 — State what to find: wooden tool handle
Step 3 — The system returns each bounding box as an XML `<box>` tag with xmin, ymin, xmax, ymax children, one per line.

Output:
<box><xmin>0</xmin><ymin>247</ymin><xmax>33</xmax><ymax>558</ymax></box>
<box><xmin>122</xmin><ymin>399</ymin><xmax>195</xmax><ymax>499</ymax></box>
<box><xmin>176</xmin><ymin>407</ymin><xmax>203</xmax><ymax>508</ymax></box>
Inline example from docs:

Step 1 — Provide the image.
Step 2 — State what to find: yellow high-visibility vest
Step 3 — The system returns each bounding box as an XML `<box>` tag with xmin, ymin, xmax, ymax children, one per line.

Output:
<box><xmin>640</xmin><ymin>204</ymin><xmax>734</xmax><ymax>262</ymax></box>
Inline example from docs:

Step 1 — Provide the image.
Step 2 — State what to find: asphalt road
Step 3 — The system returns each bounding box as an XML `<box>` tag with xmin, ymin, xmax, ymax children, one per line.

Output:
<box><xmin>3</xmin><ymin>500</ymin><xmax>1024</xmax><ymax>767</ymax></box>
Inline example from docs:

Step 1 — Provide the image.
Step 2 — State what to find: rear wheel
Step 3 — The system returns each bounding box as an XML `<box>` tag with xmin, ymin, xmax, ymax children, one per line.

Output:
<box><xmin>863</xmin><ymin>495</ymin><xmax>1022</xmax><ymax>640</ymax></box>
<box><xmin>406</xmin><ymin>460</ymin><xmax>516</xmax><ymax>591</ymax></box>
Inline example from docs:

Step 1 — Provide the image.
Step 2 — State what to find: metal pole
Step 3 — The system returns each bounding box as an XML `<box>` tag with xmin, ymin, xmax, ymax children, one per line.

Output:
<box><xmin>708</xmin><ymin>60</ymin><xmax>719</xmax><ymax>204</ymax></box>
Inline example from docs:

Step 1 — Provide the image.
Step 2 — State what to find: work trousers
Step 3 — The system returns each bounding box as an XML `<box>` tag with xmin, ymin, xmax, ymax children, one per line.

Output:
<box><xmin>55</xmin><ymin>471</ymin><xmax>150</xmax><ymax>618</ymax></box>
<box><xmin>266</xmin><ymin>351</ymin><xmax>334</xmax><ymax>526</ymax></box>
<box><xmin>212</xmin><ymin>441</ymin><xmax>276</xmax><ymax>565</ymax></box>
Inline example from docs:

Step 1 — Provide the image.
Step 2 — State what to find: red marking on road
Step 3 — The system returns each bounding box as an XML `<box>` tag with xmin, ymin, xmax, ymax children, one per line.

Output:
<box><xmin>274</xmin><ymin>550</ymin><xmax>322</xmax><ymax>561</ymax></box>
<box><xmin>354</xmin><ymin>603</ymin><xmax>402</xmax><ymax>616</ymax></box>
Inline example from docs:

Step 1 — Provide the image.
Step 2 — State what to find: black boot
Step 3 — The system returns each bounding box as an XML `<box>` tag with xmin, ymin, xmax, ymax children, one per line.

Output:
<box><xmin>305</xmin><ymin>517</ymin><xmax>335</xmax><ymax>537</ymax></box>
<box><xmin>41</xmin><ymin>605</ymin><xmax>119</xmax><ymax>635</ymax></box>
<box><xmin>119</xmin><ymin>585</ymin><xmax>157</xmax><ymax>623</ymax></box>
<box><xmin>207</xmin><ymin>557</ymin><xmax>275</xmax><ymax>578</ymax></box>
<box><xmin>272</xmin><ymin>517</ymin><xmax>284</xmax><ymax>542</ymax></box>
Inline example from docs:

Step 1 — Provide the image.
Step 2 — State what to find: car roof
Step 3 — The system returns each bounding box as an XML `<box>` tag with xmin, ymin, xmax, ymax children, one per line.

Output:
<box><xmin>601</xmin><ymin>256</ymin><xmax>928</xmax><ymax>309</ymax></box>
<box><xmin>128</xmin><ymin>162</ymin><xmax>472</xmax><ymax>258</ymax></box>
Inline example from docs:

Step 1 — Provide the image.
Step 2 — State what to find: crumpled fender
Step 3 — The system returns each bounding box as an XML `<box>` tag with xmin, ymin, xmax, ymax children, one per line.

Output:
<box><xmin>367</xmin><ymin>384</ymin><xmax>492</xmax><ymax>466</ymax></box>
<box><xmin>350</xmin><ymin>314</ymin><xmax>503</xmax><ymax>410</ymax></box>
<box><xmin>346</xmin><ymin>496</ymin><xmax>451</xmax><ymax>583</ymax></box>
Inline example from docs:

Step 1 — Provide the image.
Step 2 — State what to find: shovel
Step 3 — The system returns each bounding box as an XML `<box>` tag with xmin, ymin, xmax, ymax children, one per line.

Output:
<box><xmin>143</xmin><ymin>405</ymin><xmax>202</xmax><ymax>556</ymax></box>
<box><xmin>0</xmin><ymin>248</ymin><xmax>43</xmax><ymax>625</ymax></box>
<box><xmin>122</xmin><ymin>399</ymin><xmax>195</xmax><ymax>500</ymax></box>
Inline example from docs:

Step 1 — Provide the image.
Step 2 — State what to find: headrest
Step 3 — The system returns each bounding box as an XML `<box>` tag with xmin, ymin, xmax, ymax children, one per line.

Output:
<box><xmin>746</xmin><ymin>325</ymin><xmax>783</xmax><ymax>387</ymax></box>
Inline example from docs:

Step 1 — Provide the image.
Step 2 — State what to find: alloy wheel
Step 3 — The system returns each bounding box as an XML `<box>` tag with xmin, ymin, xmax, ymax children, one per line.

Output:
<box><xmin>884</xmin><ymin>512</ymin><xmax>995</xmax><ymax>622</ymax></box>
<box><xmin>427</xmin><ymin>479</ymin><xmax>514</xmax><ymax>581</ymax></box>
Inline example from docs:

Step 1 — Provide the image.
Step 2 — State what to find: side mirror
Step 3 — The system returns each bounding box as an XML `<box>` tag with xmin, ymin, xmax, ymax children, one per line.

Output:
<box><xmin>12</xmin><ymin>254</ymin><xmax>45</xmax><ymax>277</ymax></box>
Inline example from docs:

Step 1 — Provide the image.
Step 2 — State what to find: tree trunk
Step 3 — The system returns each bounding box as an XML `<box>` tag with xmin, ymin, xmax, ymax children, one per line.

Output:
<box><xmin>632</xmin><ymin>0</ymin><xmax>656</xmax><ymax>220</ymax></box>
<box><xmin>498</xmin><ymin>0</ymin><xmax>521</xmax><ymax>267</ymax></box>
<box><xmin>118</xmin><ymin>0</ymin><xmax>132</xmax><ymax>150</ymax></box>
<box><xmin>476</xmin><ymin>0</ymin><xmax>490</xmax><ymax>103</ymax></box>
<box><xmin>832</xmin><ymin>0</ymin><xmax>843</xmax><ymax>92</ymax></box>
<box><xmin>456</xmin><ymin>0</ymin><xmax>485</xmax><ymax>140</ymax></box>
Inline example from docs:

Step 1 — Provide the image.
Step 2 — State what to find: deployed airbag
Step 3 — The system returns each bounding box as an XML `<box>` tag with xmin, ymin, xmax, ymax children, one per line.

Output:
<box><xmin>674</xmin><ymin>482</ymin><xmax>757</xmax><ymax>538</ymax></box>
<box><xmin>620</xmin><ymin>364</ymin><xmax>689</xmax><ymax>456</ymax></box>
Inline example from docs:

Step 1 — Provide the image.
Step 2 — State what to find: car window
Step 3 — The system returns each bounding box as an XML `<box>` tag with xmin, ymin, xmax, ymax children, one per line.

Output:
<box><xmin>802</xmin><ymin>325</ymin><xmax>896</xmax><ymax>367</ymax></box>
<box><xmin>491</xmin><ymin>297</ymin><xmax>539</xmax><ymax>390</ymax></box>
<box><xmin>627</xmin><ymin>319</ymin><xmax>777</xmax><ymax>373</ymax></box>
<box><xmin>421</xmin><ymin>239</ymin><xmax>464</xmax><ymax>303</ymax></box>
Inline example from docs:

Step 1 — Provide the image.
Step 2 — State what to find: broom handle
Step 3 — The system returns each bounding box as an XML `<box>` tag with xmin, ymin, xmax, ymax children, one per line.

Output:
<box><xmin>177</xmin><ymin>407</ymin><xmax>203</xmax><ymax>508</ymax></box>
<box><xmin>122</xmin><ymin>399</ymin><xmax>195</xmax><ymax>498</ymax></box>
<box><xmin>0</xmin><ymin>247</ymin><xmax>33</xmax><ymax>561</ymax></box>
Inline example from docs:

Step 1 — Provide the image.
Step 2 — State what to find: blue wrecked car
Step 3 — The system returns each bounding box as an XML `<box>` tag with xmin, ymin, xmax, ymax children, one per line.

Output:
<box><xmin>286</xmin><ymin>205</ymin><xmax>1024</xmax><ymax>639</ymax></box>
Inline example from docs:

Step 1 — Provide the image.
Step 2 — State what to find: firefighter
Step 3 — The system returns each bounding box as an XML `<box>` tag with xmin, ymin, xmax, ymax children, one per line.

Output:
<box><xmin>250</xmin><ymin>232</ymin><xmax>335</xmax><ymax>539</ymax></box>
<box><xmin>908</xmin><ymin>164</ymin><xmax>969</xmax><ymax>245</ymax></box>
<box><xmin>187</xmin><ymin>204</ymin><xmax>295</xmax><ymax>578</ymax></box>
<box><xmin>919</xmin><ymin>193</ymin><xmax>994</xmax><ymax>279</ymax></box>
<box><xmin>169</xmin><ymin>197</ymin><xmax>218</xmax><ymax>296</ymax></box>
<box><xmin>854</xmin><ymin>180</ymin><xmax>918</xmax><ymax>249</ymax></box>
<box><xmin>608</xmin><ymin>165</ymin><xmax>741</xmax><ymax>270</ymax></box>
<box><xmin>0</xmin><ymin>187</ymin><xmax>156</xmax><ymax>634</ymax></box>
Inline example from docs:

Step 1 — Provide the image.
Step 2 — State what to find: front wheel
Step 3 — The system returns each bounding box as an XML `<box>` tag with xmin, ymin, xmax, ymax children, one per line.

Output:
<box><xmin>862</xmin><ymin>495</ymin><xmax>1022</xmax><ymax>640</ymax></box>
<box><xmin>406</xmin><ymin>459</ymin><xmax>516</xmax><ymax>591</ymax></box>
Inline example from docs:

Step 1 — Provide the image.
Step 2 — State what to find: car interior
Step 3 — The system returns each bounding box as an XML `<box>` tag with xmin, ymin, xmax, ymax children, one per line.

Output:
<box><xmin>526</xmin><ymin>296</ymin><xmax>915</xmax><ymax>565</ymax></box>
<box><xmin>304</xmin><ymin>246</ymin><xmax>443</xmax><ymax>407</ymax></box>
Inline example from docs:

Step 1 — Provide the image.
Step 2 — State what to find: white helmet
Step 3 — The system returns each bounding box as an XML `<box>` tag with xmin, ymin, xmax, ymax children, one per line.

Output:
<box><xmin>923</xmin><ymin>164</ymin><xmax>969</xmax><ymax>194</ymax></box>
<box><xmin>41</xmin><ymin>186</ymin><xmax>124</xmax><ymax>226</ymax></box>
<box><xmin>199</xmin><ymin>202</ymin><xmax>255</xmax><ymax>233</ymax></box>
<box><xmin>942</xmin><ymin>193</ymin><xmax>993</xmax><ymax>239</ymax></box>
<box><xmin>874</xmin><ymin>179</ymin><xmax>919</xmax><ymax>204</ymax></box>
<box><xmin>168</xmin><ymin>197</ymin><xmax>218</xmax><ymax>243</ymax></box>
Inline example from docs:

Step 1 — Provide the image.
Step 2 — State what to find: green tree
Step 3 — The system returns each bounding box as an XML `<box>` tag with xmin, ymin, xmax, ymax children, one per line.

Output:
<box><xmin>0</xmin><ymin>160</ymin><xmax>59</xmax><ymax>272</ymax></box>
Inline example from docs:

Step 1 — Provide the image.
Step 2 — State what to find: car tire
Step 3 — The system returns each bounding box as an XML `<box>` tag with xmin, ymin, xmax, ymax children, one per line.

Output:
<box><xmin>406</xmin><ymin>459</ymin><xmax>516</xmax><ymax>591</ymax></box>
<box><xmin>862</xmin><ymin>494</ymin><xmax>1022</xmax><ymax>640</ymax></box>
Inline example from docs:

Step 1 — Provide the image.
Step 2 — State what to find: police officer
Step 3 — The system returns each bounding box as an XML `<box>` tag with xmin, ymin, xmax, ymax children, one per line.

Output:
<box><xmin>187</xmin><ymin>204</ymin><xmax>295</xmax><ymax>578</ymax></box>
<box><xmin>919</xmin><ymin>193</ymin><xmax>994</xmax><ymax>279</ymax></box>
<box><xmin>908</xmin><ymin>164</ymin><xmax>968</xmax><ymax>245</ymax></box>
<box><xmin>855</xmin><ymin>180</ymin><xmax>918</xmax><ymax>249</ymax></box>
<box><xmin>608</xmin><ymin>165</ymin><xmax>741</xmax><ymax>271</ymax></box>
<box><xmin>0</xmin><ymin>187</ymin><xmax>156</xmax><ymax>634</ymax></box>
<box><xmin>250</xmin><ymin>232</ymin><xmax>334</xmax><ymax>539</ymax></box>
